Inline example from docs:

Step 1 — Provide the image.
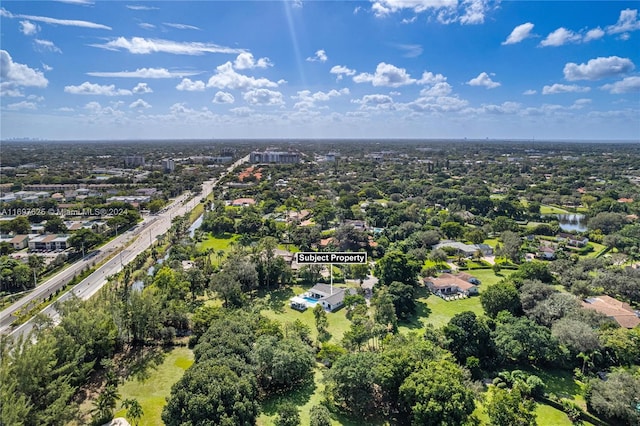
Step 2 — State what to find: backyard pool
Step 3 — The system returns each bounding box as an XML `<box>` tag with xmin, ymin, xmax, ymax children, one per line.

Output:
<box><xmin>302</xmin><ymin>296</ymin><xmax>319</xmax><ymax>306</ymax></box>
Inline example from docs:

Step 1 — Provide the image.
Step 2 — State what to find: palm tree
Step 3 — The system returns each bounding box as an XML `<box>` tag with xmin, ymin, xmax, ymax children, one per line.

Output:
<box><xmin>122</xmin><ymin>398</ymin><xmax>143</xmax><ymax>426</ymax></box>
<box><xmin>91</xmin><ymin>384</ymin><xmax>120</xmax><ymax>424</ymax></box>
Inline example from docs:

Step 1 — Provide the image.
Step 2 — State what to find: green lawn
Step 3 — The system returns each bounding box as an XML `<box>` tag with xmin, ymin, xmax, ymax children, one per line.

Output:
<box><xmin>474</xmin><ymin>379</ymin><xmax>596</xmax><ymax>426</ymax></box>
<box><xmin>483</xmin><ymin>238</ymin><xmax>499</xmax><ymax>249</ymax></box>
<box><xmin>189</xmin><ymin>203</ymin><xmax>204</xmax><ymax>223</ymax></box>
<box><xmin>399</xmin><ymin>269</ymin><xmax>511</xmax><ymax>332</ymax></box>
<box><xmin>257</xmin><ymin>368</ymin><xmax>336</xmax><ymax>426</ymax></box>
<box><xmin>258</xmin><ymin>285</ymin><xmax>353</xmax><ymax>344</ymax></box>
<box><xmin>536</xmin><ymin>403</ymin><xmax>587</xmax><ymax>426</ymax></box>
<box><xmin>113</xmin><ymin>346</ymin><xmax>194</xmax><ymax>426</ymax></box>
<box><xmin>198</xmin><ymin>232</ymin><xmax>239</xmax><ymax>251</ymax></box>
<box><xmin>278</xmin><ymin>243</ymin><xmax>300</xmax><ymax>252</ymax></box>
<box><xmin>585</xmin><ymin>242</ymin><xmax>607</xmax><ymax>258</ymax></box>
<box><xmin>540</xmin><ymin>205</ymin><xmax>569</xmax><ymax>214</ymax></box>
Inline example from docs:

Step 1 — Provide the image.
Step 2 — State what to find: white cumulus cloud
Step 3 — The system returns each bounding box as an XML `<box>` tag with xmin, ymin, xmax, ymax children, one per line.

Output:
<box><xmin>133</xmin><ymin>82</ymin><xmax>152</xmax><ymax>93</ymax></box>
<box><xmin>606</xmin><ymin>8</ymin><xmax>640</xmax><ymax>35</ymax></box>
<box><xmin>292</xmin><ymin>88</ymin><xmax>349</xmax><ymax>109</ymax></box>
<box><xmin>502</xmin><ymin>22</ymin><xmax>534</xmax><ymax>45</ymax></box>
<box><xmin>64</xmin><ymin>81</ymin><xmax>132</xmax><ymax>96</ymax></box>
<box><xmin>243</xmin><ymin>89</ymin><xmax>284</xmax><ymax>106</ymax></box>
<box><xmin>467</xmin><ymin>72</ymin><xmax>500</xmax><ymax>88</ymax></box>
<box><xmin>234</xmin><ymin>52</ymin><xmax>272</xmax><ymax>70</ymax></box>
<box><xmin>371</xmin><ymin>0</ymin><xmax>457</xmax><ymax>17</ymax></box>
<box><xmin>91</xmin><ymin>37</ymin><xmax>244</xmax><ymax>55</ymax></box>
<box><xmin>129</xmin><ymin>98</ymin><xmax>151</xmax><ymax>109</ymax></box>
<box><xmin>176</xmin><ymin>78</ymin><xmax>205</xmax><ymax>91</ymax></box>
<box><xmin>353</xmin><ymin>62</ymin><xmax>416</xmax><ymax>87</ymax></box>
<box><xmin>330</xmin><ymin>65</ymin><xmax>356</xmax><ymax>81</ymax></box>
<box><xmin>353</xmin><ymin>94</ymin><xmax>395</xmax><ymax>110</ymax></box>
<box><xmin>306</xmin><ymin>49</ymin><xmax>328</xmax><ymax>62</ymax></box>
<box><xmin>207</xmin><ymin>62</ymin><xmax>279</xmax><ymax>90</ymax></box>
<box><xmin>523</xmin><ymin>89</ymin><xmax>537</xmax><ymax>95</ymax></box>
<box><xmin>584</xmin><ymin>27</ymin><xmax>605</xmax><ymax>42</ymax></box>
<box><xmin>459</xmin><ymin>0</ymin><xmax>490</xmax><ymax>25</ymax></box>
<box><xmin>542</xmin><ymin>83</ymin><xmax>591</xmax><ymax>94</ymax></box>
<box><xmin>564</xmin><ymin>56</ymin><xmax>635</xmax><ymax>81</ymax></box>
<box><xmin>213</xmin><ymin>91</ymin><xmax>235</xmax><ymax>104</ymax></box>
<box><xmin>0</xmin><ymin>50</ymin><xmax>48</xmax><ymax>88</ymax></box>
<box><xmin>420</xmin><ymin>82</ymin><xmax>452</xmax><ymax>96</ymax></box>
<box><xmin>601</xmin><ymin>76</ymin><xmax>640</xmax><ymax>94</ymax></box>
<box><xmin>19</xmin><ymin>20</ymin><xmax>39</xmax><ymax>35</ymax></box>
<box><xmin>539</xmin><ymin>27</ymin><xmax>582</xmax><ymax>47</ymax></box>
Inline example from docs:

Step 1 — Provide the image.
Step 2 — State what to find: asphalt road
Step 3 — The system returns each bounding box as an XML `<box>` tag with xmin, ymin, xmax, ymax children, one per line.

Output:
<box><xmin>1</xmin><ymin>155</ymin><xmax>248</xmax><ymax>340</ymax></box>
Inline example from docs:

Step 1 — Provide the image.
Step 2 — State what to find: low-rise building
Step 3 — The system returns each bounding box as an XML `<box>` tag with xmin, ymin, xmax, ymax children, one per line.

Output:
<box><xmin>557</xmin><ymin>233</ymin><xmax>589</xmax><ymax>247</ymax></box>
<box><xmin>231</xmin><ymin>198</ymin><xmax>256</xmax><ymax>207</ymax></box>
<box><xmin>28</xmin><ymin>234</ymin><xmax>70</xmax><ymax>251</ymax></box>
<box><xmin>582</xmin><ymin>295</ymin><xmax>640</xmax><ymax>328</ymax></box>
<box><xmin>290</xmin><ymin>284</ymin><xmax>356</xmax><ymax>312</ymax></box>
<box><xmin>434</xmin><ymin>240</ymin><xmax>494</xmax><ymax>257</ymax></box>
<box><xmin>424</xmin><ymin>273</ymin><xmax>479</xmax><ymax>296</ymax></box>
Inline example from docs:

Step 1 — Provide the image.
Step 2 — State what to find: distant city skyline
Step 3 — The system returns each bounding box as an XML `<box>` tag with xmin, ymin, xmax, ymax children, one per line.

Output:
<box><xmin>1</xmin><ymin>1</ymin><xmax>639</xmax><ymax>140</ymax></box>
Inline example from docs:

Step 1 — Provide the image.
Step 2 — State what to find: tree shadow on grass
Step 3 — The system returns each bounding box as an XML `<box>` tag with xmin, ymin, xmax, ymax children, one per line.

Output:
<box><xmin>121</xmin><ymin>345</ymin><xmax>168</xmax><ymax>382</ymax></box>
<box><xmin>398</xmin><ymin>299</ymin><xmax>432</xmax><ymax>330</ymax></box>
<box><xmin>257</xmin><ymin>286</ymin><xmax>295</xmax><ymax>313</ymax></box>
<box><xmin>260</xmin><ymin>375</ymin><xmax>316</xmax><ymax>417</ymax></box>
<box><xmin>330</xmin><ymin>410</ymin><xmax>388</xmax><ymax>426</ymax></box>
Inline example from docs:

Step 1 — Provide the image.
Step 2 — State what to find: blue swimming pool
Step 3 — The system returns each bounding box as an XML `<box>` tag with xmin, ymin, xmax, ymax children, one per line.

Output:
<box><xmin>302</xmin><ymin>296</ymin><xmax>319</xmax><ymax>306</ymax></box>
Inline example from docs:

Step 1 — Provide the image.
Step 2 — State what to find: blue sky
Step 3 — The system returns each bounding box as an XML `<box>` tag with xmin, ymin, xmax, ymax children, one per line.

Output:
<box><xmin>1</xmin><ymin>0</ymin><xmax>639</xmax><ymax>140</ymax></box>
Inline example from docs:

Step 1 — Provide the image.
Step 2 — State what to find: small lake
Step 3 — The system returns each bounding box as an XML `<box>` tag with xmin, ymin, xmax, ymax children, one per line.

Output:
<box><xmin>556</xmin><ymin>213</ymin><xmax>588</xmax><ymax>233</ymax></box>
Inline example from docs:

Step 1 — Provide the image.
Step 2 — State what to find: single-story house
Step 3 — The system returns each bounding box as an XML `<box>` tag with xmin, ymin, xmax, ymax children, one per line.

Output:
<box><xmin>231</xmin><ymin>198</ymin><xmax>256</xmax><ymax>207</ymax></box>
<box><xmin>455</xmin><ymin>272</ymin><xmax>481</xmax><ymax>285</ymax></box>
<box><xmin>582</xmin><ymin>295</ymin><xmax>640</xmax><ymax>329</ymax></box>
<box><xmin>434</xmin><ymin>240</ymin><xmax>493</xmax><ymax>257</ymax></box>
<box><xmin>424</xmin><ymin>273</ymin><xmax>479</xmax><ymax>296</ymax></box>
<box><xmin>557</xmin><ymin>233</ymin><xmax>589</xmax><ymax>247</ymax></box>
<box><xmin>291</xmin><ymin>283</ymin><xmax>356</xmax><ymax>312</ymax></box>
<box><xmin>538</xmin><ymin>246</ymin><xmax>556</xmax><ymax>260</ymax></box>
<box><xmin>343</xmin><ymin>219</ymin><xmax>368</xmax><ymax>231</ymax></box>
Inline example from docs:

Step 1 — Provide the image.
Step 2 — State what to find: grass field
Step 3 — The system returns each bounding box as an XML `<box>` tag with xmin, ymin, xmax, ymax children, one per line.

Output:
<box><xmin>113</xmin><ymin>346</ymin><xmax>194</xmax><ymax>426</ymax></box>
<box><xmin>474</xmin><ymin>397</ymin><xmax>586</xmax><ymax>426</ymax></box>
<box><xmin>540</xmin><ymin>205</ymin><xmax>570</xmax><ymax>214</ymax></box>
<box><xmin>399</xmin><ymin>269</ymin><xmax>511</xmax><ymax>333</ymax></box>
<box><xmin>197</xmin><ymin>232</ymin><xmax>239</xmax><ymax>251</ymax></box>
<box><xmin>188</xmin><ymin>203</ymin><xmax>204</xmax><ymax>223</ymax></box>
<box><xmin>258</xmin><ymin>285</ymin><xmax>352</xmax><ymax>344</ymax></box>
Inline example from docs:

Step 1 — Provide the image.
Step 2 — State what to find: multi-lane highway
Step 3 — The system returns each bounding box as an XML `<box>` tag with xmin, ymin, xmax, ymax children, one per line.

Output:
<box><xmin>1</xmin><ymin>155</ymin><xmax>248</xmax><ymax>340</ymax></box>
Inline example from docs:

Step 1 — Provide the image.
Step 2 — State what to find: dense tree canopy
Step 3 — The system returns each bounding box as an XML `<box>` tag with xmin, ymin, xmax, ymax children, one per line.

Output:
<box><xmin>399</xmin><ymin>359</ymin><xmax>476</xmax><ymax>426</ymax></box>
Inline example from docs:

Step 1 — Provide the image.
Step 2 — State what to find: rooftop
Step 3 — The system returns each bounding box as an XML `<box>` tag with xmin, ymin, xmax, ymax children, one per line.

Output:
<box><xmin>582</xmin><ymin>295</ymin><xmax>640</xmax><ymax>329</ymax></box>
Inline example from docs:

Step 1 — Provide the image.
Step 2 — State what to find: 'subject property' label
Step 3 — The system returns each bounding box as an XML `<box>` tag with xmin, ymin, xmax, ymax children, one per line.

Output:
<box><xmin>295</xmin><ymin>252</ymin><xmax>367</xmax><ymax>264</ymax></box>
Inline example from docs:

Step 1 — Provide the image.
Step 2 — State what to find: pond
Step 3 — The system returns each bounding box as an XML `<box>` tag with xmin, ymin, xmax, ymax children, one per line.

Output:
<box><xmin>556</xmin><ymin>213</ymin><xmax>588</xmax><ymax>233</ymax></box>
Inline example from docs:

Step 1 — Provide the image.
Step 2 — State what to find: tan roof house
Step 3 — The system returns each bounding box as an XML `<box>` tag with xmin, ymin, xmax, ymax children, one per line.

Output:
<box><xmin>582</xmin><ymin>295</ymin><xmax>640</xmax><ymax>328</ymax></box>
<box><xmin>424</xmin><ymin>273</ymin><xmax>479</xmax><ymax>296</ymax></box>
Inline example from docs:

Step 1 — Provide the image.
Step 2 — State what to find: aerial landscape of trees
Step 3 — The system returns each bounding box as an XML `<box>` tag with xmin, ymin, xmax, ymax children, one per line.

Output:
<box><xmin>0</xmin><ymin>140</ymin><xmax>639</xmax><ymax>425</ymax></box>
